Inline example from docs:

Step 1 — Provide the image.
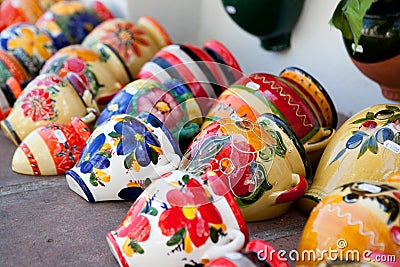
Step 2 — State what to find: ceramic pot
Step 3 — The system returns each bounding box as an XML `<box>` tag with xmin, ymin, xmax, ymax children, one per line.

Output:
<box><xmin>12</xmin><ymin>116</ymin><xmax>92</xmax><ymax>176</ymax></box>
<box><xmin>36</xmin><ymin>0</ymin><xmax>109</xmax><ymax>49</ymax></box>
<box><xmin>342</xmin><ymin>0</ymin><xmax>400</xmax><ymax>101</ymax></box>
<box><xmin>82</xmin><ymin>17</ymin><xmax>172</xmax><ymax>78</ymax></box>
<box><xmin>0</xmin><ymin>0</ymin><xmax>44</xmax><ymax>31</ymax></box>
<box><xmin>298</xmin><ymin>181</ymin><xmax>400</xmax><ymax>266</ymax></box>
<box><xmin>203</xmin><ymin>72</ymin><xmax>336</xmax><ymax>159</ymax></box>
<box><xmin>0</xmin><ymin>73</ymin><xmax>98</xmax><ymax>145</ymax></box>
<box><xmin>221</xmin><ymin>0</ymin><xmax>305</xmax><ymax>51</ymax></box>
<box><xmin>41</xmin><ymin>44</ymin><xmax>131</xmax><ymax>106</ymax></box>
<box><xmin>0</xmin><ymin>23</ymin><xmax>57</xmax><ymax>76</ymax></box>
<box><xmin>95</xmin><ymin>79</ymin><xmax>203</xmax><ymax>145</ymax></box>
<box><xmin>298</xmin><ymin>104</ymin><xmax>400</xmax><ymax>213</ymax></box>
<box><xmin>0</xmin><ymin>77</ymin><xmax>25</xmax><ymax>120</ymax></box>
<box><xmin>106</xmin><ymin>169</ymin><xmax>249</xmax><ymax>267</ymax></box>
<box><xmin>180</xmin><ymin>114</ymin><xmax>311</xmax><ymax>221</ymax></box>
<box><xmin>65</xmin><ymin>113</ymin><xmax>181</xmax><ymax>202</ymax></box>
<box><xmin>206</xmin><ymin>239</ymin><xmax>290</xmax><ymax>267</ymax></box>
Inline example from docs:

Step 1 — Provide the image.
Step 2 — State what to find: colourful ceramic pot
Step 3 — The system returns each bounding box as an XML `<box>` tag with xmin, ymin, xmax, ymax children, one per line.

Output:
<box><xmin>82</xmin><ymin>17</ymin><xmax>172</xmax><ymax>78</ymax></box>
<box><xmin>0</xmin><ymin>23</ymin><xmax>56</xmax><ymax>76</ymax></box>
<box><xmin>65</xmin><ymin>113</ymin><xmax>181</xmax><ymax>202</ymax></box>
<box><xmin>41</xmin><ymin>44</ymin><xmax>131</xmax><ymax>106</ymax></box>
<box><xmin>106</xmin><ymin>169</ymin><xmax>249</xmax><ymax>267</ymax></box>
<box><xmin>206</xmin><ymin>239</ymin><xmax>290</xmax><ymax>267</ymax></box>
<box><xmin>0</xmin><ymin>77</ymin><xmax>24</xmax><ymax>120</ymax></box>
<box><xmin>298</xmin><ymin>104</ymin><xmax>400</xmax><ymax>213</ymax></box>
<box><xmin>0</xmin><ymin>0</ymin><xmax>44</xmax><ymax>31</ymax></box>
<box><xmin>342</xmin><ymin>0</ymin><xmax>400</xmax><ymax>101</ymax></box>
<box><xmin>221</xmin><ymin>0</ymin><xmax>305</xmax><ymax>51</ymax></box>
<box><xmin>12</xmin><ymin>116</ymin><xmax>92</xmax><ymax>176</ymax></box>
<box><xmin>0</xmin><ymin>73</ymin><xmax>98</xmax><ymax>145</ymax></box>
<box><xmin>95</xmin><ymin>79</ymin><xmax>203</xmax><ymax>144</ymax></box>
<box><xmin>203</xmin><ymin>72</ymin><xmax>336</xmax><ymax>158</ymax></box>
<box><xmin>298</xmin><ymin>181</ymin><xmax>400</xmax><ymax>266</ymax></box>
<box><xmin>180</xmin><ymin>114</ymin><xmax>311</xmax><ymax>221</ymax></box>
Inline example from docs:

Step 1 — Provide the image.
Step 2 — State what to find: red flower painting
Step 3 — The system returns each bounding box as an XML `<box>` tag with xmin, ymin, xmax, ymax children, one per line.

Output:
<box><xmin>21</xmin><ymin>89</ymin><xmax>56</xmax><ymax>121</ymax></box>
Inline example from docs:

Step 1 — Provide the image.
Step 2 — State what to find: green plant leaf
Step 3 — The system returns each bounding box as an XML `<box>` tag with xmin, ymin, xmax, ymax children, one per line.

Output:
<box><xmin>368</xmin><ymin>136</ymin><xmax>378</xmax><ymax>154</ymax></box>
<box><xmin>366</xmin><ymin>112</ymin><xmax>375</xmax><ymax>120</ymax></box>
<box><xmin>387</xmin><ymin>114</ymin><xmax>400</xmax><ymax>124</ymax></box>
<box><xmin>210</xmin><ymin>227</ymin><xmax>219</xmax><ymax>243</ymax></box>
<box><xmin>393</xmin><ymin>133</ymin><xmax>400</xmax><ymax>145</ymax></box>
<box><xmin>351</xmin><ymin>117</ymin><xmax>368</xmax><ymax>124</ymax></box>
<box><xmin>357</xmin><ymin>138</ymin><xmax>369</xmax><ymax>159</ymax></box>
<box><xmin>129</xmin><ymin>240</ymin><xmax>144</xmax><ymax>254</ymax></box>
<box><xmin>149</xmin><ymin>146</ymin><xmax>159</xmax><ymax>165</ymax></box>
<box><xmin>329</xmin><ymin>0</ymin><xmax>374</xmax><ymax>51</ymax></box>
<box><xmin>141</xmin><ymin>206</ymin><xmax>158</xmax><ymax>216</ymax></box>
<box><xmin>166</xmin><ymin>227</ymin><xmax>186</xmax><ymax>246</ymax></box>
<box><xmin>89</xmin><ymin>173</ymin><xmax>98</xmax><ymax>187</ymax></box>
<box><xmin>124</xmin><ymin>153</ymin><xmax>135</xmax><ymax>169</ymax></box>
<box><xmin>108</xmin><ymin>131</ymin><xmax>121</xmax><ymax>138</ymax></box>
<box><xmin>386</xmin><ymin>105</ymin><xmax>400</xmax><ymax>112</ymax></box>
<box><xmin>182</xmin><ymin>174</ymin><xmax>190</xmax><ymax>185</ymax></box>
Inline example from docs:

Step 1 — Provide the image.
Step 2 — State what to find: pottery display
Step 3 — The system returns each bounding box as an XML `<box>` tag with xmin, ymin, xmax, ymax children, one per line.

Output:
<box><xmin>0</xmin><ymin>0</ymin><xmax>44</xmax><ymax>31</ymax></box>
<box><xmin>82</xmin><ymin>17</ymin><xmax>172</xmax><ymax>78</ymax></box>
<box><xmin>106</xmin><ymin>169</ymin><xmax>249</xmax><ymax>267</ymax></box>
<box><xmin>0</xmin><ymin>73</ymin><xmax>98</xmax><ymax>145</ymax></box>
<box><xmin>65</xmin><ymin>113</ymin><xmax>181</xmax><ymax>202</ymax></box>
<box><xmin>41</xmin><ymin>44</ymin><xmax>131</xmax><ymax>106</ymax></box>
<box><xmin>12</xmin><ymin>116</ymin><xmax>92</xmax><ymax>176</ymax></box>
<box><xmin>298</xmin><ymin>104</ymin><xmax>400</xmax><ymax>213</ymax></box>
<box><xmin>0</xmin><ymin>23</ymin><xmax>57</xmax><ymax>76</ymax></box>
<box><xmin>203</xmin><ymin>72</ymin><xmax>337</xmax><ymax>160</ymax></box>
<box><xmin>95</xmin><ymin>78</ymin><xmax>203</xmax><ymax>145</ymax></box>
<box><xmin>0</xmin><ymin>77</ymin><xmax>26</xmax><ymax>121</ymax></box>
<box><xmin>206</xmin><ymin>239</ymin><xmax>290</xmax><ymax>267</ymax></box>
<box><xmin>221</xmin><ymin>0</ymin><xmax>305</xmax><ymax>51</ymax></box>
<box><xmin>180</xmin><ymin>114</ymin><xmax>311</xmax><ymax>221</ymax></box>
<box><xmin>298</xmin><ymin>181</ymin><xmax>400</xmax><ymax>266</ymax></box>
<box><xmin>342</xmin><ymin>0</ymin><xmax>400</xmax><ymax>101</ymax></box>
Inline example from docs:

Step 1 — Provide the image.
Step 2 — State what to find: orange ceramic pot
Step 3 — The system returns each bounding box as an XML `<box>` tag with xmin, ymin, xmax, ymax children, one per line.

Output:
<box><xmin>0</xmin><ymin>0</ymin><xmax>44</xmax><ymax>31</ymax></box>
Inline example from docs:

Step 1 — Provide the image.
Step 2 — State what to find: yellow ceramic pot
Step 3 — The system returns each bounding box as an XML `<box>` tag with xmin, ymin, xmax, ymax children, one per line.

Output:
<box><xmin>298</xmin><ymin>181</ymin><xmax>400</xmax><ymax>266</ymax></box>
<box><xmin>298</xmin><ymin>104</ymin><xmax>400</xmax><ymax>213</ymax></box>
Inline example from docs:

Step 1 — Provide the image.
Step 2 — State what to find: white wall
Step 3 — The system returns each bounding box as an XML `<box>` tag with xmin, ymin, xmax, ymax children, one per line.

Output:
<box><xmin>98</xmin><ymin>0</ymin><xmax>397</xmax><ymax>116</ymax></box>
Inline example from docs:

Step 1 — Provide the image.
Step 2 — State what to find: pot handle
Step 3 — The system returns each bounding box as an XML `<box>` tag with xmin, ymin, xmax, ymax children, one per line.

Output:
<box><xmin>274</xmin><ymin>174</ymin><xmax>308</xmax><ymax>204</ymax></box>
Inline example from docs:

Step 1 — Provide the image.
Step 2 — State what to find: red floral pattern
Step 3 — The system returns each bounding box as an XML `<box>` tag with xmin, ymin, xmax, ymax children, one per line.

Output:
<box><xmin>21</xmin><ymin>89</ymin><xmax>56</xmax><ymax>121</ymax></box>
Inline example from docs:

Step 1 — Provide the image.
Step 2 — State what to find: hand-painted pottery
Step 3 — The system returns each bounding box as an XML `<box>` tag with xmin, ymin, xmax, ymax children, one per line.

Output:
<box><xmin>82</xmin><ymin>17</ymin><xmax>172</xmax><ymax>78</ymax></box>
<box><xmin>40</xmin><ymin>44</ymin><xmax>131</xmax><ymax>106</ymax></box>
<box><xmin>12</xmin><ymin>116</ymin><xmax>92</xmax><ymax>176</ymax></box>
<box><xmin>0</xmin><ymin>50</ymin><xmax>31</xmax><ymax>86</ymax></box>
<box><xmin>298</xmin><ymin>104</ymin><xmax>400</xmax><ymax>213</ymax></box>
<box><xmin>106</xmin><ymin>169</ymin><xmax>249</xmax><ymax>267</ymax></box>
<box><xmin>95</xmin><ymin>79</ymin><xmax>203</xmax><ymax>144</ymax></box>
<box><xmin>298</xmin><ymin>181</ymin><xmax>400</xmax><ymax>266</ymax></box>
<box><xmin>206</xmin><ymin>239</ymin><xmax>290</xmax><ymax>267</ymax></box>
<box><xmin>0</xmin><ymin>23</ymin><xmax>57</xmax><ymax>76</ymax></box>
<box><xmin>342</xmin><ymin>0</ymin><xmax>400</xmax><ymax>101</ymax></box>
<box><xmin>0</xmin><ymin>73</ymin><xmax>98</xmax><ymax>145</ymax></box>
<box><xmin>180</xmin><ymin>114</ymin><xmax>311</xmax><ymax>221</ymax></box>
<box><xmin>0</xmin><ymin>0</ymin><xmax>44</xmax><ymax>31</ymax></box>
<box><xmin>36</xmin><ymin>0</ymin><xmax>107</xmax><ymax>49</ymax></box>
<box><xmin>0</xmin><ymin>77</ymin><xmax>25</xmax><ymax>120</ymax></box>
<box><xmin>221</xmin><ymin>0</ymin><xmax>305</xmax><ymax>51</ymax></box>
<box><xmin>65</xmin><ymin>113</ymin><xmax>181</xmax><ymax>202</ymax></box>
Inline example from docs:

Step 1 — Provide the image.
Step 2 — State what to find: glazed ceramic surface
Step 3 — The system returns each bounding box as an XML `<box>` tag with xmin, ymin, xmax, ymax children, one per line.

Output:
<box><xmin>298</xmin><ymin>181</ymin><xmax>400</xmax><ymax>266</ymax></box>
<box><xmin>0</xmin><ymin>23</ymin><xmax>56</xmax><ymax>76</ymax></box>
<box><xmin>298</xmin><ymin>104</ymin><xmax>400</xmax><ymax>213</ymax></box>
<box><xmin>12</xmin><ymin>116</ymin><xmax>92</xmax><ymax>175</ymax></box>
<box><xmin>180</xmin><ymin>114</ymin><xmax>311</xmax><ymax>221</ymax></box>
<box><xmin>106</xmin><ymin>169</ymin><xmax>249</xmax><ymax>267</ymax></box>
<box><xmin>221</xmin><ymin>0</ymin><xmax>305</xmax><ymax>51</ymax></box>
<box><xmin>0</xmin><ymin>73</ymin><xmax>98</xmax><ymax>145</ymax></box>
<box><xmin>82</xmin><ymin>17</ymin><xmax>172</xmax><ymax>78</ymax></box>
<box><xmin>0</xmin><ymin>50</ymin><xmax>30</xmax><ymax>85</ymax></box>
<box><xmin>96</xmin><ymin>78</ymin><xmax>203</xmax><ymax>143</ymax></box>
<box><xmin>41</xmin><ymin>44</ymin><xmax>131</xmax><ymax>106</ymax></box>
<box><xmin>65</xmin><ymin>113</ymin><xmax>181</xmax><ymax>202</ymax></box>
<box><xmin>0</xmin><ymin>0</ymin><xmax>44</xmax><ymax>31</ymax></box>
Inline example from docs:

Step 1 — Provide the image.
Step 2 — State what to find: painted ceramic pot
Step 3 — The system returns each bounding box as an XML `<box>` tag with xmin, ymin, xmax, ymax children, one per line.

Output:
<box><xmin>36</xmin><ymin>0</ymin><xmax>109</xmax><ymax>49</ymax></box>
<box><xmin>221</xmin><ymin>0</ymin><xmax>305</xmax><ymax>51</ymax></box>
<box><xmin>0</xmin><ymin>23</ymin><xmax>57</xmax><ymax>76</ymax></box>
<box><xmin>0</xmin><ymin>77</ymin><xmax>25</xmax><ymax>120</ymax></box>
<box><xmin>203</xmin><ymin>72</ymin><xmax>336</xmax><ymax>158</ymax></box>
<box><xmin>12</xmin><ymin>116</ymin><xmax>92</xmax><ymax>176</ymax></box>
<box><xmin>298</xmin><ymin>181</ymin><xmax>400</xmax><ymax>266</ymax></box>
<box><xmin>0</xmin><ymin>0</ymin><xmax>44</xmax><ymax>31</ymax></box>
<box><xmin>0</xmin><ymin>73</ymin><xmax>98</xmax><ymax>145</ymax></box>
<box><xmin>41</xmin><ymin>44</ymin><xmax>131</xmax><ymax>106</ymax></box>
<box><xmin>180</xmin><ymin>114</ymin><xmax>311</xmax><ymax>221</ymax></box>
<box><xmin>65</xmin><ymin>113</ymin><xmax>182</xmax><ymax>203</ymax></box>
<box><xmin>206</xmin><ymin>239</ymin><xmax>290</xmax><ymax>267</ymax></box>
<box><xmin>106</xmin><ymin>169</ymin><xmax>249</xmax><ymax>267</ymax></box>
<box><xmin>82</xmin><ymin>17</ymin><xmax>172</xmax><ymax>78</ymax></box>
<box><xmin>298</xmin><ymin>104</ymin><xmax>400</xmax><ymax>213</ymax></box>
<box><xmin>342</xmin><ymin>0</ymin><xmax>400</xmax><ymax>101</ymax></box>
<box><xmin>95</xmin><ymin>79</ymin><xmax>203</xmax><ymax>144</ymax></box>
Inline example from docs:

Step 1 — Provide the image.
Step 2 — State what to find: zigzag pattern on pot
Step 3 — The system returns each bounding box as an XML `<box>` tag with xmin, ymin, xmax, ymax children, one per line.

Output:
<box><xmin>322</xmin><ymin>203</ymin><xmax>385</xmax><ymax>250</ymax></box>
<box><xmin>253</xmin><ymin>74</ymin><xmax>313</xmax><ymax>129</ymax></box>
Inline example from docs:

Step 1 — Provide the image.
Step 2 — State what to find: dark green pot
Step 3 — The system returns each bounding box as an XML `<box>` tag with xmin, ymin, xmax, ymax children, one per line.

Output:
<box><xmin>221</xmin><ymin>0</ymin><xmax>305</xmax><ymax>51</ymax></box>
